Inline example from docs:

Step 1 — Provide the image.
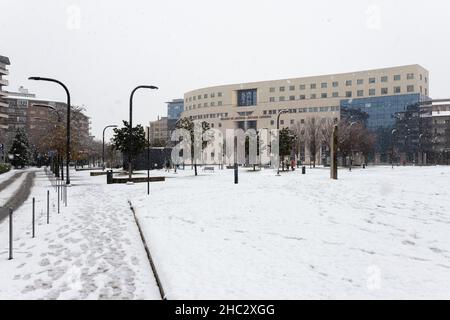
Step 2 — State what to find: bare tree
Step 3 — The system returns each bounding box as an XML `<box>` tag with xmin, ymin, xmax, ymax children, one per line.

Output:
<box><xmin>305</xmin><ymin>117</ymin><xmax>322</xmax><ymax>167</ymax></box>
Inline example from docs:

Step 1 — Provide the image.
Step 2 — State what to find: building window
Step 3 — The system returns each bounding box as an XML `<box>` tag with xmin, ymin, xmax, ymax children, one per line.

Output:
<box><xmin>394</xmin><ymin>75</ymin><xmax>401</xmax><ymax>81</ymax></box>
<box><xmin>270</xmin><ymin>120</ymin><xmax>275</xmax><ymax>125</ymax></box>
<box><xmin>357</xmin><ymin>90</ymin><xmax>364</xmax><ymax>97</ymax></box>
<box><xmin>332</xmin><ymin>92</ymin><xmax>339</xmax><ymax>98</ymax></box>
<box><xmin>219</xmin><ymin>123</ymin><xmax>222</xmax><ymax>128</ymax></box>
<box><xmin>218</xmin><ymin>92</ymin><xmax>222</xmax><ymax>97</ymax></box>
<box><xmin>198</xmin><ymin>95</ymin><xmax>202</xmax><ymax>99</ymax></box>
<box><xmin>381</xmin><ymin>88</ymin><xmax>388</xmax><ymax>95</ymax></box>
<box><xmin>321</xmin><ymin>93</ymin><xmax>327</xmax><ymax>98</ymax></box>
<box><xmin>301</xmin><ymin>119</ymin><xmax>305</xmax><ymax>124</ymax></box>
<box><xmin>345</xmin><ymin>80</ymin><xmax>352</xmax><ymax>86</ymax></box>
<box><xmin>290</xmin><ymin>119</ymin><xmax>294</xmax><ymax>125</ymax></box>
<box><xmin>289</xmin><ymin>96</ymin><xmax>295</xmax><ymax>101</ymax></box>
<box><xmin>407</xmin><ymin>73</ymin><xmax>415</xmax><ymax>80</ymax></box>
<box><xmin>381</xmin><ymin>76</ymin><xmax>388</xmax><ymax>82</ymax></box>
<box><xmin>211</xmin><ymin>93</ymin><xmax>215</xmax><ymax>98</ymax></box>
<box><xmin>289</xmin><ymin>85</ymin><xmax>295</xmax><ymax>91</ymax></box>
<box><xmin>193</xmin><ymin>96</ymin><xmax>196</xmax><ymax>101</ymax></box>
<box><xmin>357</xmin><ymin>79</ymin><xmax>364</xmax><ymax>85</ymax></box>
<box><xmin>279</xmin><ymin>86</ymin><xmax>285</xmax><ymax>92</ymax></box>
<box><xmin>218</xmin><ymin>101</ymin><xmax>223</xmax><ymax>106</ymax></box>
<box><xmin>425</xmin><ymin>88</ymin><xmax>428</xmax><ymax>96</ymax></box>
<box><xmin>211</xmin><ymin>102</ymin><xmax>215</xmax><ymax>106</ymax></box>
<box><xmin>300</xmin><ymin>84</ymin><xmax>306</xmax><ymax>90</ymax></box>
<box><xmin>369</xmin><ymin>89</ymin><xmax>376</xmax><ymax>96</ymax></box>
<box><xmin>346</xmin><ymin>91</ymin><xmax>352</xmax><ymax>98</ymax></box>
<box><xmin>237</xmin><ymin>89</ymin><xmax>257</xmax><ymax>106</ymax></box>
<box><xmin>279</xmin><ymin>96</ymin><xmax>285</xmax><ymax>101</ymax></box>
<box><xmin>420</xmin><ymin>74</ymin><xmax>423</xmax><ymax>80</ymax></box>
<box><xmin>280</xmin><ymin>120</ymin><xmax>284</xmax><ymax>125</ymax></box>
<box><xmin>425</xmin><ymin>77</ymin><xmax>428</xmax><ymax>83</ymax></box>
<box><xmin>270</xmin><ymin>87</ymin><xmax>275</xmax><ymax>93</ymax></box>
<box><xmin>394</xmin><ymin>86</ymin><xmax>401</xmax><ymax>94</ymax></box>
<box><xmin>269</xmin><ymin>97</ymin><xmax>275</xmax><ymax>102</ymax></box>
<box><xmin>332</xmin><ymin>81</ymin><xmax>339</xmax><ymax>87</ymax></box>
<box><xmin>369</xmin><ymin>77</ymin><xmax>376</xmax><ymax>84</ymax></box>
<box><xmin>300</xmin><ymin>95</ymin><xmax>306</xmax><ymax>100</ymax></box>
<box><xmin>321</xmin><ymin>82</ymin><xmax>327</xmax><ymax>89</ymax></box>
<box><xmin>263</xmin><ymin>110</ymin><xmax>267</xmax><ymax>115</ymax></box>
<box><xmin>310</xmin><ymin>94</ymin><xmax>317</xmax><ymax>99</ymax></box>
<box><xmin>310</xmin><ymin>84</ymin><xmax>316</xmax><ymax>89</ymax></box>
<box><xmin>204</xmin><ymin>94</ymin><xmax>208</xmax><ymax>98</ymax></box>
<box><xmin>204</xmin><ymin>103</ymin><xmax>208</xmax><ymax>107</ymax></box>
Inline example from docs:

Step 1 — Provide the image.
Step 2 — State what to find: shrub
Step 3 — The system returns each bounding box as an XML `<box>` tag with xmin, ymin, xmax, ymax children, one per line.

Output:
<box><xmin>0</xmin><ymin>163</ymin><xmax>11</xmax><ymax>174</ymax></box>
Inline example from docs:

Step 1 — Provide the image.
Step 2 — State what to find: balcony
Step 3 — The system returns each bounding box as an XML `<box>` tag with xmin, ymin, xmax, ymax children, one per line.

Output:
<box><xmin>0</xmin><ymin>78</ymin><xmax>8</xmax><ymax>86</ymax></box>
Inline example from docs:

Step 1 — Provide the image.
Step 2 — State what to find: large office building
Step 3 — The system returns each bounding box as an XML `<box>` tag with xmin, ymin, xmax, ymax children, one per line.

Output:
<box><xmin>182</xmin><ymin>65</ymin><xmax>430</xmax><ymax>162</ymax></box>
<box><xmin>0</xmin><ymin>55</ymin><xmax>10</xmax><ymax>138</ymax></box>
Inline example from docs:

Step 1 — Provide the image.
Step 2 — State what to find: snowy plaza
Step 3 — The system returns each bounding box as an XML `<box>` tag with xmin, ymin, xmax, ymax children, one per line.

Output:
<box><xmin>1</xmin><ymin>165</ymin><xmax>449</xmax><ymax>300</ymax></box>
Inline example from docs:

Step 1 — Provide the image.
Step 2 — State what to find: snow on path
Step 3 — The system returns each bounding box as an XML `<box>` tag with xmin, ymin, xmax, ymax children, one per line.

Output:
<box><xmin>0</xmin><ymin>170</ymin><xmax>161</xmax><ymax>300</ymax></box>
<box><xmin>127</xmin><ymin>166</ymin><xmax>450</xmax><ymax>299</ymax></box>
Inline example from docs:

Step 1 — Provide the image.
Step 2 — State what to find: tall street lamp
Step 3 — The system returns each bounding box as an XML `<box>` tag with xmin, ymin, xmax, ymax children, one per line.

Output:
<box><xmin>276</xmin><ymin>109</ymin><xmax>289</xmax><ymax>175</ymax></box>
<box><xmin>29</xmin><ymin>77</ymin><xmax>72</xmax><ymax>185</ymax></box>
<box><xmin>102</xmin><ymin>125</ymin><xmax>118</xmax><ymax>171</ymax></box>
<box><xmin>128</xmin><ymin>85</ymin><xmax>159</xmax><ymax>182</ymax></box>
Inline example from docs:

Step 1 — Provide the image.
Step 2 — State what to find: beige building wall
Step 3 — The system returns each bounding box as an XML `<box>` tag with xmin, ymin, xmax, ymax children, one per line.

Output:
<box><xmin>181</xmin><ymin>65</ymin><xmax>429</xmax><ymax>164</ymax></box>
<box><xmin>182</xmin><ymin>65</ymin><xmax>429</xmax><ymax>131</ymax></box>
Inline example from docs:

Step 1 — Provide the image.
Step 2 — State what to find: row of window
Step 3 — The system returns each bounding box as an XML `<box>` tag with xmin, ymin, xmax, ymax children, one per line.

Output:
<box><xmin>186</xmin><ymin>101</ymin><xmax>223</xmax><ymax>110</ymax></box>
<box><xmin>186</xmin><ymin>92</ymin><xmax>223</xmax><ymax>103</ymax></box>
<box><xmin>263</xmin><ymin>106</ymin><xmax>340</xmax><ymax>116</ymax></box>
<box><xmin>271</xmin><ymin>117</ymin><xmax>339</xmax><ymax>127</ymax></box>
<box><xmin>268</xmin><ymin>85</ymin><xmax>426</xmax><ymax>102</ymax></box>
<box><xmin>189</xmin><ymin>112</ymin><xmax>229</xmax><ymax>121</ymax></box>
<box><xmin>270</xmin><ymin>73</ymin><xmax>427</xmax><ymax>93</ymax></box>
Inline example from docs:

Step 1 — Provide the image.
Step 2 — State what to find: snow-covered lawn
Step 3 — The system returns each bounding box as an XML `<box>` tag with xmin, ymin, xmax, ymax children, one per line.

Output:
<box><xmin>1</xmin><ymin>166</ymin><xmax>450</xmax><ymax>299</ymax></box>
<box><xmin>127</xmin><ymin>166</ymin><xmax>450</xmax><ymax>299</ymax></box>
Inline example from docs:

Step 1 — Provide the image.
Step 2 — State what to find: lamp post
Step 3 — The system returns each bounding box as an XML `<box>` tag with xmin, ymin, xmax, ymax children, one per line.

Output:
<box><xmin>391</xmin><ymin>129</ymin><xmax>398</xmax><ymax>169</ymax></box>
<box><xmin>102</xmin><ymin>125</ymin><xmax>118</xmax><ymax>171</ymax></box>
<box><xmin>348</xmin><ymin>121</ymin><xmax>357</xmax><ymax>172</ymax></box>
<box><xmin>276</xmin><ymin>110</ymin><xmax>289</xmax><ymax>175</ymax></box>
<box><xmin>128</xmin><ymin>85</ymin><xmax>159</xmax><ymax>183</ymax></box>
<box><xmin>147</xmin><ymin>126</ymin><xmax>150</xmax><ymax>195</ymax></box>
<box><xmin>29</xmin><ymin>77</ymin><xmax>71</xmax><ymax>185</ymax></box>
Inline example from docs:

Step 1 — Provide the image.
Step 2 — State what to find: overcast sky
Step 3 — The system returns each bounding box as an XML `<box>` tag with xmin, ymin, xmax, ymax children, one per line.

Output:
<box><xmin>1</xmin><ymin>0</ymin><xmax>450</xmax><ymax>140</ymax></box>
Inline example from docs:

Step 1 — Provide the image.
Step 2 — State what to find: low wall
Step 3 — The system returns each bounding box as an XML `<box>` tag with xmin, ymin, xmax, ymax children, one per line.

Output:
<box><xmin>111</xmin><ymin>176</ymin><xmax>165</xmax><ymax>184</ymax></box>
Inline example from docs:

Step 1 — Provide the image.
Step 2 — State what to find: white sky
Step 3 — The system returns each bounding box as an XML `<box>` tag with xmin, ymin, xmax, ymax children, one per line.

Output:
<box><xmin>1</xmin><ymin>0</ymin><xmax>450</xmax><ymax>140</ymax></box>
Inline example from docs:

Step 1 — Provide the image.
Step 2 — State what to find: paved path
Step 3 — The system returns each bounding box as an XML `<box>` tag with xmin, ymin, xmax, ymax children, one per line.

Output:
<box><xmin>0</xmin><ymin>171</ymin><xmax>25</xmax><ymax>193</ymax></box>
<box><xmin>0</xmin><ymin>171</ymin><xmax>161</xmax><ymax>299</ymax></box>
<box><xmin>0</xmin><ymin>171</ymin><xmax>36</xmax><ymax>221</ymax></box>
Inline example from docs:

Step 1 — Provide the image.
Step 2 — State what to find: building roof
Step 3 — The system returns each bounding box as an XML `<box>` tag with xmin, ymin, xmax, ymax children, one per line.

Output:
<box><xmin>0</xmin><ymin>55</ymin><xmax>10</xmax><ymax>65</ymax></box>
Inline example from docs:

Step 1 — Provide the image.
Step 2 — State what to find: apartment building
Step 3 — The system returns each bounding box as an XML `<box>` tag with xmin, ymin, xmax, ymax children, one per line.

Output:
<box><xmin>148</xmin><ymin>116</ymin><xmax>170</xmax><ymax>145</ymax></box>
<box><xmin>0</xmin><ymin>55</ymin><xmax>10</xmax><ymax>138</ymax></box>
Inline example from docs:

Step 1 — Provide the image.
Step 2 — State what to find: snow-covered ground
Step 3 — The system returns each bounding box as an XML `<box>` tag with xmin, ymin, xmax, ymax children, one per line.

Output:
<box><xmin>1</xmin><ymin>166</ymin><xmax>450</xmax><ymax>299</ymax></box>
<box><xmin>127</xmin><ymin>165</ymin><xmax>450</xmax><ymax>299</ymax></box>
<box><xmin>0</xmin><ymin>170</ymin><xmax>160</xmax><ymax>300</ymax></box>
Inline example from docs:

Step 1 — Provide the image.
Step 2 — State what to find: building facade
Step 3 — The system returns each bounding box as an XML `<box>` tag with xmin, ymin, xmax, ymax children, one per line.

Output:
<box><xmin>182</xmin><ymin>65</ymin><xmax>430</xmax><ymax>163</ymax></box>
<box><xmin>0</xmin><ymin>55</ymin><xmax>10</xmax><ymax>139</ymax></box>
<box><xmin>167</xmin><ymin>98</ymin><xmax>184</xmax><ymax>121</ymax></box>
<box><xmin>148</xmin><ymin>116</ymin><xmax>170</xmax><ymax>146</ymax></box>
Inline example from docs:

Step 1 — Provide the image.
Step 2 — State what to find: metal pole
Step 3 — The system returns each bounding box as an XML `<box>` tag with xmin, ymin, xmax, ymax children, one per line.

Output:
<box><xmin>32</xmin><ymin>198</ymin><xmax>35</xmax><ymax>238</ymax></box>
<box><xmin>147</xmin><ymin>127</ymin><xmax>150</xmax><ymax>195</ymax></box>
<box><xmin>9</xmin><ymin>208</ymin><xmax>13</xmax><ymax>260</ymax></box>
<box><xmin>57</xmin><ymin>181</ymin><xmax>60</xmax><ymax>214</ymax></box>
<box><xmin>128</xmin><ymin>85</ymin><xmax>159</xmax><ymax>182</ymax></box>
<box><xmin>47</xmin><ymin>190</ymin><xmax>50</xmax><ymax>223</ymax></box>
<box><xmin>234</xmin><ymin>136</ymin><xmax>238</xmax><ymax>184</ymax></box>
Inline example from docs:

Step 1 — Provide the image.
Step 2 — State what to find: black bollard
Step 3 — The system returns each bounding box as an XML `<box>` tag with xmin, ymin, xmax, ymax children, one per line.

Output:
<box><xmin>9</xmin><ymin>208</ymin><xmax>13</xmax><ymax>260</ymax></box>
<box><xmin>32</xmin><ymin>198</ymin><xmax>35</xmax><ymax>238</ymax></box>
<box><xmin>302</xmin><ymin>166</ymin><xmax>306</xmax><ymax>175</ymax></box>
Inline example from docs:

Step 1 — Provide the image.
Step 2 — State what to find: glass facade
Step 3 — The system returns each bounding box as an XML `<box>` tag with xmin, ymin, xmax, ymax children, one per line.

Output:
<box><xmin>237</xmin><ymin>89</ymin><xmax>257</xmax><ymax>107</ymax></box>
<box><xmin>340</xmin><ymin>94</ymin><xmax>424</xmax><ymax>131</ymax></box>
<box><xmin>167</xmin><ymin>100</ymin><xmax>184</xmax><ymax>120</ymax></box>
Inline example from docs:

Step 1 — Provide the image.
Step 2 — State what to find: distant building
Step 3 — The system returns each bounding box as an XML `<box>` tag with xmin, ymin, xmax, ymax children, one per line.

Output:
<box><xmin>167</xmin><ymin>98</ymin><xmax>184</xmax><ymax>120</ymax></box>
<box><xmin>0</xmin><ymin>55</ymin><xmax>10</xmax><ymax>139</ymax></box>
<box><xmin>4</xmin><ymin>87</ymin><xmax>91</xmax><ymax>151</ymax></box>
<box><xmin>148</xmin><ymin>116</ymin><xmax>170</xmax><ymax>146</ymax></box>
